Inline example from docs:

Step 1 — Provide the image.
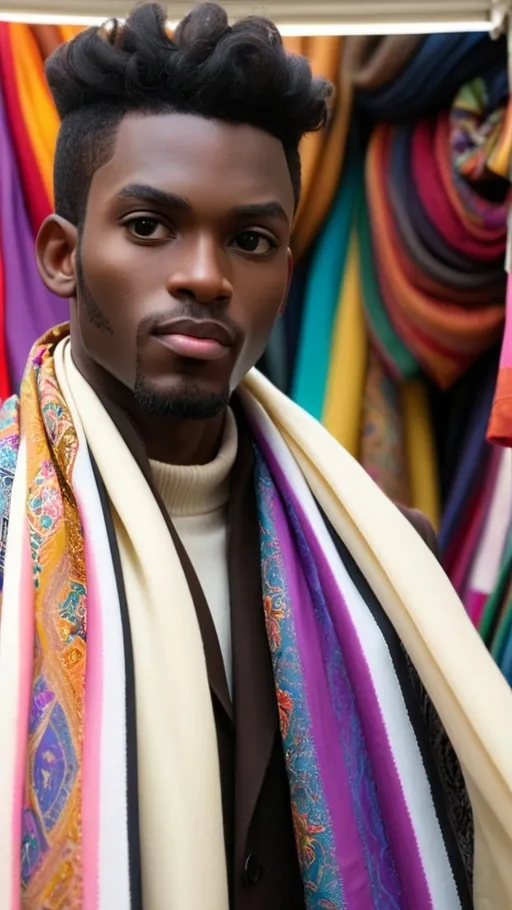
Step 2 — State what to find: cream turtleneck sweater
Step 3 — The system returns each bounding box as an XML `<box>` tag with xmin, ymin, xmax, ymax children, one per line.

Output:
<box><xmin>149</xmin><ymin>409</ymin><xmax>238</xmax><ymax>694</ymax></box>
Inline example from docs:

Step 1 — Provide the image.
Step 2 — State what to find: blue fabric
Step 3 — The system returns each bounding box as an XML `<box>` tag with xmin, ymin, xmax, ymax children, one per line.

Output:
<box><xmin>261</xmin><ymin>318</ymin><xmax>288</xmax><ymax>391</ymax></box>
<box><xmin>357</xmin><ymin>33</ymin><xmax>506</xmax><ymax>121</ymax></box>
<box><xmin>284</xmin><ymin>256</ymin><xmax>309</xmax><ymax>394</ymax></box>
<box><xmin>439</xmin><ymin>362</ymin><xmax>497</xmax><ymax>553</ymax></box>
<box><xmin>291</xmin><ymin>141</ymin><xmax>359</xmax><ymax>419</ymax></box>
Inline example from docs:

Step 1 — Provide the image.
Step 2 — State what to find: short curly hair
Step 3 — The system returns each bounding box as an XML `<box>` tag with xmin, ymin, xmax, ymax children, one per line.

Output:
<box><xmin>46</xmin><ymin>2</ymin><xmax>333</xmax><ymax>227</ymax></box>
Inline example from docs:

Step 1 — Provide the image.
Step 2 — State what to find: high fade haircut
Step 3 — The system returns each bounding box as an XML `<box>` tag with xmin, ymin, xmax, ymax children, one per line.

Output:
<box><xmin>46</xmin><ymin>1</ymin><xmax>333</xmax><ymax>229</ymax></box>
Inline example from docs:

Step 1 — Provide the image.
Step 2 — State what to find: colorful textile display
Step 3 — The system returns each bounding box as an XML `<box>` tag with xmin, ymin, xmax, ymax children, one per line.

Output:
<box><xmin>488</xmin><ymin>278</ymin><xmax>512</xmax><ymax>446</ymax></box>
<box><xmin>291</xmin><ymin>141</ymin><xmax>359</xmax><ymax>418</ymax></box>
<box><xmin>3</xmin><ymin>326</ymin><xmax>512</xmax><ymax>908</ymax></box>
<box><xmin>1</xmin><ymin>22</ymin><xmax>512</xmax><ymax>704</ymax></box>
<box><xmin>0</xmin><ymin>89</ymin><xmax>67</xmax><ymax>389</ymax></box>
<box><xmin>284</xmin><ymin>36</ymin><xmax>353</xmax><ymax>261</ymax></box>
<box><xmin>359</xmin><ymin>345</ymin><xmax>410</xmax><ymax>506</ymax></box>
<box><xmin>356</xmin><ymin>32</ymin><xmax>507</xmax><ymax>120</ymax></box>
<box><xmin>343</xmin><ymin>34</ymin><xmax>422</xmax><ymax>92</ymax></box>
<box><xmin>365</xmin><ymin>103</ymin><xmax>507</xmax><ymax>388</ymax></box>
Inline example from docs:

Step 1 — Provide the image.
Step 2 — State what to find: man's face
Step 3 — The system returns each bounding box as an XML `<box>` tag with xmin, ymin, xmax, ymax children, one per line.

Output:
<box><xmin>73</xmin><ymin>111</ymin><xmax>294</xmax><ymax>418</ymax></box>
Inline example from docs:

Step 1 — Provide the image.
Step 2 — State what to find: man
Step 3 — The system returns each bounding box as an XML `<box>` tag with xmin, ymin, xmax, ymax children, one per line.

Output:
<box><xmin>0</xmin><ymin>4</ymin><xmax>511</xmax><ymax>909</ymax></box>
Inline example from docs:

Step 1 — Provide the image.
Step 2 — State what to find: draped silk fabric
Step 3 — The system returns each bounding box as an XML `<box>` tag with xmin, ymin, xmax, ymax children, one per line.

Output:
<box><xmin>284</xmin><ymin>36</ymin><xmax>353</xmax><ymax>261</ymax></box>
<box><xmin>2</xmin><ymin>327</ymin><xmax>512</xmax><ymax>909</ymax></box>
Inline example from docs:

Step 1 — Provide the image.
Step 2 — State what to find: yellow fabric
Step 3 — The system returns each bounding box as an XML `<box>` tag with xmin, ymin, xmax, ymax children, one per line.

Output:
<box><xmin>243</xmin><ymin>367</ymin><xmax>512</xmax><ymax>909</ymax></box>
<box><xmin>9</xmin><ymin>23</ymin><xmax>59</xmax><ymax>204</ymax></box>
<box><xmin>401</xmin><ymin>378</ymin><xmax>441</xmax><ymax>530</ymax></box>
<box><xmin>322</xmin><ymin>229</ymin><xmax>367</xmax><ymax>456</ymax></box>
<box><xmin>56</xmin><ymin>342</ymin><xmax>229</xmax><ymax>910</ymax></box>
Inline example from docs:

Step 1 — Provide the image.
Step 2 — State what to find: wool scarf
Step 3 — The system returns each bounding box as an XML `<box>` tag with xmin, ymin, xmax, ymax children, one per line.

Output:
<box><xmin>1</xmin><ymin>327</ymin><xmax>512</xmax><ymax>909</ymax></box>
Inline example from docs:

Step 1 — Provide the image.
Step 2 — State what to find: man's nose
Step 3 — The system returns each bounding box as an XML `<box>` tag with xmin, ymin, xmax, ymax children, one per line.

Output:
<box><xmin>166</xmin><ymin>235</ymin><xmax>233</xmax><ymax>305</ymax></box>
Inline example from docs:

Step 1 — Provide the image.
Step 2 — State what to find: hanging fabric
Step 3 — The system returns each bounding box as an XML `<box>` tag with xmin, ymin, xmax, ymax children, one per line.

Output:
<box><xmin>343</xmin><ymin>35</ymin><xmax>423</xmax><ymax>92</ymax></box>
<box><xmin>356</xmin><ymin>32</ymin><xmax>507</xmax><ymax>120</ymax></box>
<box><xmin>322</xmin><ymin>225</ymin><xmax>367</xmax><ymax>455</ymax></box>
<box><xmin>291</xmin><ymin>42</ymin><xmax>353</xmax><ymax>260</ymax></box>
<box><xmin>291</xmin><ymin>140</ymin><xmax>359</xmax><ymax>418</ymax></box>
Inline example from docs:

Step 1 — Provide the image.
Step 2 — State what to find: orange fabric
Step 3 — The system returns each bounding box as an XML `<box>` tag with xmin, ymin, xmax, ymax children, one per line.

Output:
<box><xmin>366</xmin><ymin>124</ymin><xmax>504</xmax><ymax>387</ymax></box>
<box><xmin>488</xmin><ymin>367</ymin><xmax>512</xmax><ymax>446</ymax></box>
<box><xmin>9</xmin><ymin>24</ymin><xmax>59</xmax><ymax>206</ymax></box>
<box><xmin>31</xmin><ymin>25</ymin><xmax>61</xmax><ymax>61</ymax></box>
<box><xmin>488</xmin><ymin>100</ymin><xmax>512</xmax><ymax>179</ymax></box>
<box><xmin>282</xmin><ymin>36</ymin><xmax>304</xmax><ymax>56</ymax></box>
<box><xmin>58</xmin><ymin>26</ymin><xmax>84</xmax><ymax>44</ymax></box>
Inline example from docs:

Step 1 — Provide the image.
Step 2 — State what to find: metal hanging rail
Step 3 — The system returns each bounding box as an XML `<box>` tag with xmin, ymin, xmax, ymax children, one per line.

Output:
<box><xmin>0</xmin><ymin>0</ymin><xmax>509</xmax><ymax>33</ymax></box>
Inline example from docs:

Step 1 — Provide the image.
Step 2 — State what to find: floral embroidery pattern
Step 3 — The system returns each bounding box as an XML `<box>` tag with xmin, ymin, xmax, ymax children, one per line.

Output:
<box><xmin>0</xmin><ymin>329</ymin><xmax>88</xmax><ymax>908</ymax></box>
<box><xmin>0</xmin><ymin>395</ymin><xmax>20</xmax><ymax>589</ymax></box>
<box><xmin>254</xmin><ymin>448</ymin><xmax>344</xmax><ymax>907</ymax></box>
<box><xmin>253</xmin><ymin>440</ymin><xmax>405</xmax><ymax>910</ymax></box>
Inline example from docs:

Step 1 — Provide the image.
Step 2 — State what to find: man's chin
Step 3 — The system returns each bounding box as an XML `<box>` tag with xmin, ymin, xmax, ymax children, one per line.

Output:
<box><xmin>133</xmin><ymin>377</ymin><xmax>230</xmax><ymax>420</ymax></box>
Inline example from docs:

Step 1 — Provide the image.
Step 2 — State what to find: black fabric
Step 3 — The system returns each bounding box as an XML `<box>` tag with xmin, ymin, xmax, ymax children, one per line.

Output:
<box><xmin>228</xmin><ymin>417</ymin><xmax>304</xmax><ymax>910</ymax></box>
<box><xmin>322</xmin><ymin>509</ymin><xmax>474</xmax><ymax>906</ymax></box>
<box><xmin>87</xmin><ymin>387</ymin><xmax>474</xmax><ymax>909</ymax></box>
<box><xmin>90</xmin><ymin>451</ymin><xmax>143</xmax><ymax>910</ymax></box>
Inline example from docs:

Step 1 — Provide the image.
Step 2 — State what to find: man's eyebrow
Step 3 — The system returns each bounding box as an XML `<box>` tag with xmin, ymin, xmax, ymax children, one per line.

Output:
<box><xmin>116</xmin><ymin>184</ymin><xmax>192</xmax><ymax>211</ymax></box>
<box><xmin>230</xmin><ymin>202</ymin><xmax>289</xmax><ymax>223</ymax></box>
<box><xmin>116</xmin><ymin>187</ymin><xmax>289</xmax><ymax>223</ymax></box>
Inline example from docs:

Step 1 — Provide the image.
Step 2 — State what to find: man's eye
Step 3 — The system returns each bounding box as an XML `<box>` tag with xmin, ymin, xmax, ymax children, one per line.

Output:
<box><xmin>232</xmin><ymin>231</ymin><xmax>277</xmax><ymax>255</ymax></box>
<box><xmin>125</xmin><ymin>218</ymin><xmax>171</xmax><ymax>239</ymax></box>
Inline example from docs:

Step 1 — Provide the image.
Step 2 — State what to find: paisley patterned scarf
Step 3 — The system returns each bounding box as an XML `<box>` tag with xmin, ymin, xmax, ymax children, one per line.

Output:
<box><xmin>1</xmin><ymin>327</ymin><xmax>512</xmax><ymax>909</ymax></box>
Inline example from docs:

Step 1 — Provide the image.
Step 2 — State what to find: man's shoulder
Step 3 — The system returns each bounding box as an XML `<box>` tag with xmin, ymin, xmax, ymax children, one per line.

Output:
<box><xmin>396</xmin><ymin>504</ymin><xmax>439</xmax><ymax>559</ymax></box>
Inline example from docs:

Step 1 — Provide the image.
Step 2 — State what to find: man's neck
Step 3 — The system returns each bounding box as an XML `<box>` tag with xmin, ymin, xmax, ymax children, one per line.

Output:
<box><xmin>70</xmin><ymin>343</ymin><xmax>226</xmax><ymax>466</ymax></box>
<box><xmin>134</xmin><ymin>409</ymin><xmax>226</xmax><ymax>466</ymax></box>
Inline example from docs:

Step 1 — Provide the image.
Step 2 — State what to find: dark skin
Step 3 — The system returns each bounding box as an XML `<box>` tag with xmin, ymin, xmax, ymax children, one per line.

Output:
<box><xmin>36</xmin><ymin>112</ymin><xmax>294</xmax><ymax>465</ymax></box>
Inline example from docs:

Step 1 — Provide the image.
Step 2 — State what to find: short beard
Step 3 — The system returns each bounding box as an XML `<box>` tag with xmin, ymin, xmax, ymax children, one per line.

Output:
<box><xmin>134</xmin><ymin>372</ymin><xmax>230</xmax><ymax>420</ymax></box>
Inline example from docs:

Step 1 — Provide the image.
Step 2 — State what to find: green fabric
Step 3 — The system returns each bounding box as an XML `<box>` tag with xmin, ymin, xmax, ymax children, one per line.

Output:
<box><xmin>291</xmin><ymin>141</ymin><xmax>359</xmax><ymax>420</ymax></box>
<box><xmin>491</xmin><ymin>576</ymin><xmax>512</xmax><ymax>663</ymax></box>
<box><xmin>357</xmin><ymin>192</ymin><xmax>418</xmax><ymax>380</ymax></box>
<box><xmin>479</xmin><ymin>529</ymin><xmax>512</xmax><ymax>646</ymax></box>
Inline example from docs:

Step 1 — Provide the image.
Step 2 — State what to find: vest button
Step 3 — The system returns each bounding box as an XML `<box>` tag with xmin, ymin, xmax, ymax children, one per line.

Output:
<box><xmin>244</xmin><ymin>853</ymin><xmax>263</xmax><ymax>884</ymax></box>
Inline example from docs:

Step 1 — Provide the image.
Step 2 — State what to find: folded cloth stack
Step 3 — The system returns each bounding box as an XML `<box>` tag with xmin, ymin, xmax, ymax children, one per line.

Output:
<box><xmin>355</xmin><ymin>31</ymin><xmax>507</xmax><ymax>120</ymax></box>
<box><xmin>365</xmin><ymin>64</ymin><xmax>510</xmax><ymax>388</ymax></box>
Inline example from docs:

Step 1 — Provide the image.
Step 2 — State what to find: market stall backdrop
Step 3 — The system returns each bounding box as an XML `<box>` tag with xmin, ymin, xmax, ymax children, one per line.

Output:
<box><xmin>2</xmin><ymin>21</ymin><xmax>512</xmax><ymax>681</ymax></box>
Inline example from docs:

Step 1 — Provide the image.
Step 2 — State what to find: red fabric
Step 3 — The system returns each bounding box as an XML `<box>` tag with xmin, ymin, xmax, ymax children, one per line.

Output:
<box><xmin>413</xmin><ymin>117</ymin><xmax>506</xmax><ymax>260</ymax></box>
<box><xmin>366</xmin><ymin>124</ymin><xmax>504</xmax><ymax>388</ymax></box>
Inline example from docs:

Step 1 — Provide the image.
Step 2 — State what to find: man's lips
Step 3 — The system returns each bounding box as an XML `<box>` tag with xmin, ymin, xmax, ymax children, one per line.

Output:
<box><xmin>152</xmin><ymin>318</ymin><xmax>235</xmax><ymax>362</ymax></box>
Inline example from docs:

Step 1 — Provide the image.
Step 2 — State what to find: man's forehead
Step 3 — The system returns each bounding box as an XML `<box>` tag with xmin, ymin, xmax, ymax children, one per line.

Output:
<box><xmin>90</xmin><ymin>110</ymin><xmax>295</xmax><ymax>216</ymax></box>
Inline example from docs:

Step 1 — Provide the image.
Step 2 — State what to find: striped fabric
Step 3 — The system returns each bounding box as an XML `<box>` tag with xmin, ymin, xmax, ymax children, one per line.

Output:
<box><xmin>248</xmin><ymin>393</ymin><xmax>472</xmax><ymax>908</ymax></box>
<box><xmin>5</xmin><ymin>329</ymin><xmax>512</xmax><ymax>910</ymax></box>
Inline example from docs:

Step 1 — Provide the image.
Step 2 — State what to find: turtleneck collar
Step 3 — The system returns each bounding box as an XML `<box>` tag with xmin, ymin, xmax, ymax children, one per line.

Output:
<box><xmin>149</xmin><ymin>408</ymin><xmax>238</xmax><ymax>517</ymax></box>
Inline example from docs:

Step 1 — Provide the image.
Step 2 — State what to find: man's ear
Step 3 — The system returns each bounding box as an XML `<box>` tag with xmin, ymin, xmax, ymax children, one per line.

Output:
<box><xmin>36</xmin><ymin>215</ymin><xmax>78</xmax><ymax>300</ymax></box>
<box><xmin>278</xmin><ymin>247</ymin><xmax>294</xmax><ymax>319</ymax></box>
